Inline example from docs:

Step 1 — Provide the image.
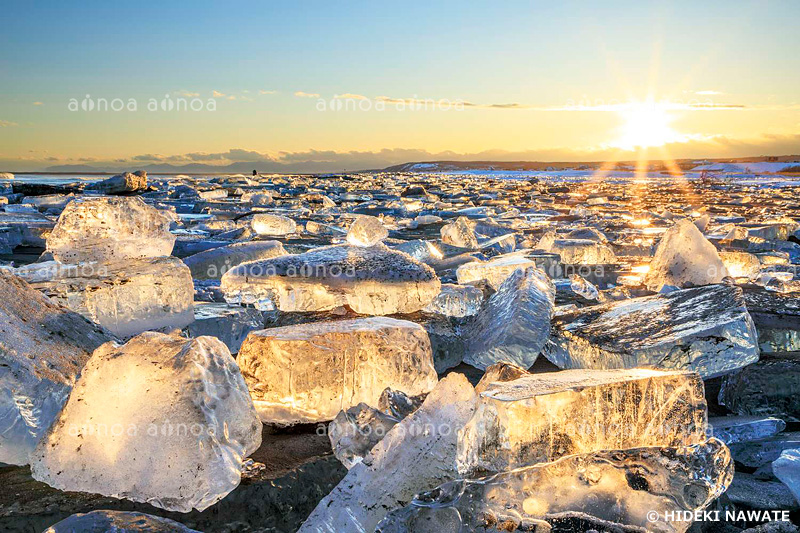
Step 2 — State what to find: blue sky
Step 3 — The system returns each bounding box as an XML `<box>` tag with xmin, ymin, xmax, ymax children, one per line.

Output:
<box><xmin>1</xmin><ymin>0</ymin><xmax>799</xmax><ymax>171</ymax></box>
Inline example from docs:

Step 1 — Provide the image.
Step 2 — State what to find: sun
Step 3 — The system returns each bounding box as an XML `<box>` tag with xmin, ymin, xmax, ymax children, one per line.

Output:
<box><xmin>612</xmin><ymin>101</ymin><xmax>683</xmax><ymax>150</ymax></box>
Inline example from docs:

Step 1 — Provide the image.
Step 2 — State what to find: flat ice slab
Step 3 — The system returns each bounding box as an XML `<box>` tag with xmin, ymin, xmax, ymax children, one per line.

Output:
<box><xmin>545</xmin><ymin>284</ymin><xmax>759</xmax><ymax>379</ymax></box>
<box><xmin>221</xmin><ymin>244</ymin><xmax>441</xmax><ymax>314</ymax></box>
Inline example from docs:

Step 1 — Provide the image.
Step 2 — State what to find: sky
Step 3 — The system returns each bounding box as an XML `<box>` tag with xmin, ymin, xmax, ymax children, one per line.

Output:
<box><xmin>1</xmin><ymin>0</ymin><xmax>799</xmax><ymax>172</ymax></box>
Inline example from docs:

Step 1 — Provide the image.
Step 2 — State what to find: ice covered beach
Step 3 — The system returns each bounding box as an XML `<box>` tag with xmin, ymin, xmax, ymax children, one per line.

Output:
<box><xmin>2</xmin><ymin>168</ymin><xmax>800</xmax><ymax>532</ymax></box>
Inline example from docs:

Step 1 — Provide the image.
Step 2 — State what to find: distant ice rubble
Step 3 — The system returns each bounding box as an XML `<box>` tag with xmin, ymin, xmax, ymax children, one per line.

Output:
<box><xmin>31</xmin><ymin>332</ymin><xmax>262</xmax><ymax>513</ymax></box>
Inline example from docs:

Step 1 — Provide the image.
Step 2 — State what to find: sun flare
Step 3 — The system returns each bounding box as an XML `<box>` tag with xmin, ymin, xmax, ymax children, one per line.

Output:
<box><xmin>612</xmin><ymin>101</ymin><xmax>683</xmax><ymax>150</ymax></box>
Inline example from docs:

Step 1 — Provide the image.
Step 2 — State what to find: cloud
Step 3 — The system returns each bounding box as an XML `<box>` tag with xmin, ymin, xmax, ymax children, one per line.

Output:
<box><xmin>259</xmin><ymin>89</ymin><xmax>277</xmax><ymax>95</ymax></box>
<box><xmin>212</xmin><ymin>90</ymin><xmax>226</xmax><ymax>98</ymax></box>
<box><xmin>334</xmin><ymin>93</ymin><xmax>369</xmax><ymax>100</ymax></box>
<box><xmin>696</xmin><ymin>90</ymin><xmax>723</xmax><ymax>95</ymax></box>
<box><xmin>32</xmin><ymin>101</ymin><xmax>44</xmax><ymax>106</ymax></box>
<box><xmin>0</xmin><ymin>120</ymin><xmax>18</xmax><ymax>127</ymax></box>
<box><xmin>175</xmin><ymin>90</ymin><xmax>200</xmax><ymax>97</ymax></box>
<box><xmin>294</xmin><ymin>91</ymin><xmax>320</xmax><ymax>98</ymax></box>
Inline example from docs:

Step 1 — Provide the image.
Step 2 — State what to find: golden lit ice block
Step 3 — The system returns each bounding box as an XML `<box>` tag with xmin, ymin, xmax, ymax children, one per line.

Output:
<box><xmin>238</xmin><ymin>317</ymin><xmax>439</xmax><ymax>424</ymax></box>
<box><xmin>457</xmin><ymin>368</ymin><xmax>707</xmax><ymax>475</ymax></box>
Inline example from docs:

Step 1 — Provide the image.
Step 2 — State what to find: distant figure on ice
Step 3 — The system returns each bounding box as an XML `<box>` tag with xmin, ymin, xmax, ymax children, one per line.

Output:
<box><xmin>252</xmin><ymin>170</ymin><xmax>257</xmax><ymax>177</ymax></box>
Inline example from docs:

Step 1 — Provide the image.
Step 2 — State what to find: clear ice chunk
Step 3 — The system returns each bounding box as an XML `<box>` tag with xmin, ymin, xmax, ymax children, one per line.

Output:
<box><xmin>456</xmin><ymin>254</ymin><xmax>539</xmax><ymax>290</ymax></box>
<box><xmin>0</xmin><ymin>271</ymin><xmax>112</xmax><ymax>466</ymax></box>
<box><xmin>46</xmin><ymin>197</ymin><xmax>175</xmax><ymax>263</ymax></box>
<box><xmin>89</xmin><ymin>171</ymin><xmax>148</xmax><ymax>195</ymax></box>
<box><xmin>183</xmin><ymin>240</ymin><xmax>287</xmax><ymax>280</ymax></box>
<box><xmin>185</xmin><ymin>302</ymin><xmax>265</xmax><ymax>354</ymax></box>
<box><xmin>457</xmin><ymin>368</ymin><xmax>708</xmax><ymax>475</ymax></box>
<box><xmin>251</xmin><ymin>213</ymin><xmax>297</xmax><ymax>236</ymax></box>
<box><xmin>17</xmin><ymin>256</ymin><xmax>195</xmax><ymax>338</ymax></box>
<box><xmin>545</xmin><ymin>238</ymin><xmax>617</xmax><ymax>265</ymax></box>
<box><xmin>377</xmin><ymin>439</ymin><xmax>733</xmax><ymax>533</ymax></box>
<box><xmin>329</xmin><ymin>403</ymin><xmax>399</xmax><ymax>469</ymax></box>
<box><xmin>31</xmin><ymin>332</ymin><xmax>262</xmax><ymax>513</ymax></box>
<box><xmin>297</xmin><ymin>373</ymin><xmax>478</xmax><ymax>533</ymax></box>
<box><xmin>720</xmin><ymin>359</ymin><xmax>800</xmax><ymax>422</ymax></box>
<box><xmin>221</xmin><ymin>244</ymin><xmax>441</xmax><ymax>315</ymax></box>
<box><xmin>773</xmin><ymin>449</ymin><xmax>800</xmax><ymax>506</ymax></box>
<box><xmin>346</xmin><ymin>214</ymin><xmax>388</xmax><ymax>246</ymax></box>
<box><xmin>440</xmin><ymin>216</ymin><xmax>478</xmax><ymax>249</ymax></box>
<box><xmin>710</xmin><ymin>415</ymin><xmax>786</xmax><ymax>445</ymax></box>
<box><xmin>644</xmin><ymin>218</ymin><xmax>728</xmax><ymax>291</ymax></box>
<box><xmin>237</xmin><ymin>317</ymin><xmax>438</xmax><ymax>424</ymax></box>
<box><xmin>545</xmin><ymin>284</ymin><xmax>759</xmax><ymax>379</ymax></box>
<box><xmin>422</xmin><ymin>283</ymin><xmax>484</xmax><ymax>317</ymax></box>
<box><xmin>44</xmin><ymin>510</ymin><xmax>200</xmax><ymax>533</ymax></box>
<box><xmin>728</xmin><ymin>432</ymin><xmax>800</xmax><ymax>468</ymax></box>
<box><xmin>463</xmin><ymin>266</ymin><xmax>555</xmax><ymax>370</ymax></box>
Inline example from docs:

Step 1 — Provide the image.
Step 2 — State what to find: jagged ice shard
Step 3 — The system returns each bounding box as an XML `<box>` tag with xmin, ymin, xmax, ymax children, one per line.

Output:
<box><xmin>16</xmin><ymin>256</ymin><xmax>195</xmax><ymax>338</ymax></box>
<box><xmin>298</xmin><ymin>373</ymin><xmax>478</xmax><ymax>533</ymax></box>
<box><xmin>644</xmin><ymin>218</ymin><xmax>729</xmax><ymax>291</ymax></box>
<box><xmin>377</xmin><ymin>439</ymin><xmax>733</xmax><ymax>533</ymax></box>
<box><xmin>31</xmin><ymin>332</ymin><xmax>262</xmax><ymax>513</ymax></box>
<box><xmin>545</xmin><ymin>284</ymin><xmax>759</xmax><ymax>379</ymax></box>
<box><xmin>463</xmin><ymin>266</ymin><xmax>555</xmax><ymax>370</ymax></box>
<box><xmin>45</xmin><ymin>196</ymin><xmax>176</xmax><ymax>263</ymax></box>
<box><xmin>221</xmin><ymin>244</ymin><xmax>441</xmax><ymax>314</ymax></box>
<box><xmin>237</xmin><ymin>317</ymin><xmax>438</xmax><ymax>424</ymax></box>
<box><xmin>457</xmin><ymin>368</ymin><xmax>708</xmax><ymax>475</ymax></box>
<box><xmin>0</xmin><ymin>272</ymin><xmax>112</xmax><ymax>466</ymax></box>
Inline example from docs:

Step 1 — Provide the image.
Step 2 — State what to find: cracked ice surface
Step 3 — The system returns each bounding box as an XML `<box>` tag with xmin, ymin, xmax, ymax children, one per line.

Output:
<box><xmin>298</xmin><ymin>373</ymin><xmax>477</xmax><ymax>533</ymax></box>
<box><xmin>237</xmin><ymin>317</ymin><xmax>438</xmax><ymax>424</ymax></box>
<box><xmin>644</xmin><ymin>218</ymin><xmax>729</xmax><ymax>291</ymax></box>
<box><xmin>31</xmin><ymin>332</ymin><xmax>262</xmax><ymax>513</ymax></box>
<box><xmin>221</xmin><ymin>244</ymin><xmax>441</xmax><ymax>314</ymax></box>
<box><xmin>457</xmin><ymin>368</ymin><xmax>708</xmax><ymax>475</ymax></box>
<box><xmin>16</xmin><ymin>256</ymin><xmax>195</xmax><ymax>338</ymax></box>
<box><xmin>545</xmin><ymin>284</ymin><xmax>759</xmax><ymax>379</ymax></box>
<box><xmin>0</xmin><ymin>272</ymin><xmax>112</xmax><ymax>466</ymax></box>
<box><xmin>378</xmin><ymin>439</ymin><xmax>733</xmax><ymax>533</ymax></box>
<box><xmin>46</xmin><ymin>197</ymin><xmax>176</xmax><ymax>263</ymax></box>
<box><xmin>464</xmin><ymin>266</ymin><xmax>555</xmax><ymax>370</ymax></box>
